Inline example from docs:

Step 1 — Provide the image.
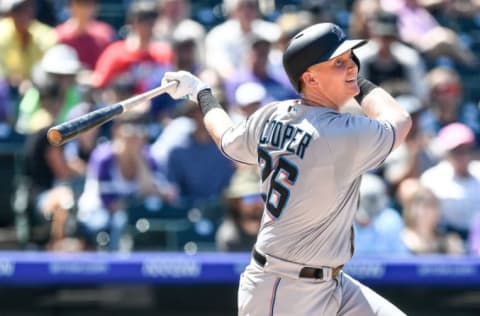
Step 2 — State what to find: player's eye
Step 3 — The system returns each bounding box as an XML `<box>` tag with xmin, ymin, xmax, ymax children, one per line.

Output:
<box><xmin>334</xmin><ymin>59</ymin><xmax>345</xmax><ymax>67</ymax></box>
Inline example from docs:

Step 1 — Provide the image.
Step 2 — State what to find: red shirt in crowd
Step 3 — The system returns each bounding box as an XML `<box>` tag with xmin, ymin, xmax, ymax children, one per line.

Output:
<box><xmin>56</xmin><ymin>20</ymin><xmax>115</xmax><ymax>70</ymax></box>
<box><xmin>90</xmin><ymin>40</ymin><xmax>173</xmax><ymax>92</ymax></box>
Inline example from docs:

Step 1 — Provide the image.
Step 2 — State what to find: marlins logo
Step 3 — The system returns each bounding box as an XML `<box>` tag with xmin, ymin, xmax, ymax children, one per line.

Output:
<box><xmin>331</xmin><ymin>25</ymin><xmax>346</xmax><ymax>41</ymax></box>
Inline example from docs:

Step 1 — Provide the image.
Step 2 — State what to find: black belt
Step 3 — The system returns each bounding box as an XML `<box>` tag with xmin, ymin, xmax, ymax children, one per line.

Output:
<box><xmin>252</xmin><ymin>248</ymin><xmax>342</xmax><ymax>279</ymax></box>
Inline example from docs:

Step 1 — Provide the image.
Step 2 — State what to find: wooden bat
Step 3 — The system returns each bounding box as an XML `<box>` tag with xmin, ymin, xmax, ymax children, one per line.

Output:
<box><xmin>47</xmin><ymin>80</ymin><xmax>178</xmax><ymax>146</ymax></box>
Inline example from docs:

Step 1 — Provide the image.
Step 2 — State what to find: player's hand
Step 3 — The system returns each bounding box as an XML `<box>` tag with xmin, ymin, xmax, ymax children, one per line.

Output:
<box><xmin>162</xmin><ymin>70</ymin><xmax>209</xmax><ymax>102</ymax></box>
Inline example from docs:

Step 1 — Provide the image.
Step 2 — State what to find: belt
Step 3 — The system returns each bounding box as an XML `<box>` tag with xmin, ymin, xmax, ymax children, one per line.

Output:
<box><xmin>252</xmin><ymin>248</ymin><xmax>343</xmax><ymax>280</ymax></box>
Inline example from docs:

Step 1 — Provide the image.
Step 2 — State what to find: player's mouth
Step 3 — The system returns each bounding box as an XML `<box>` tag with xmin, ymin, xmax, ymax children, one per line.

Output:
<box><xmin>346</xmin><ymin>78</ymin><xmax>357</xmax><ymax>85</ymax></box>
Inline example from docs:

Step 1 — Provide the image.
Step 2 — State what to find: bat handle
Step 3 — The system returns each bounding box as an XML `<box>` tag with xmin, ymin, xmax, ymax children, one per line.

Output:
<box><xmin>120</xmin><ymin>80</ymin><xmax>178</xmax><ymax>111</ymax></box>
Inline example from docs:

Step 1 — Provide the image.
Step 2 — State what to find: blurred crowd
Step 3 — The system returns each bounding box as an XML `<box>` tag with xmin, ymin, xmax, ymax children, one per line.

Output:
<box><xmin>0</xmin><ymin>0</ymin><xmax>480</xmax><ymax>257</ymax></box>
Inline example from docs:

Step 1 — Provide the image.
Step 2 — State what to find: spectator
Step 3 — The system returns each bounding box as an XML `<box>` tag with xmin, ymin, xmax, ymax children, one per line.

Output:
<box><xmin>216</xmin><ymin>165</ymin><xmax>263</xmax><ymax>252</ymax></box>
<box><xmin>20</xmin><ymin>75</ymin><xmax>80</xmax><ymax>249</ymax></box>
<box><xmin>381</xmin><ymin>0</ymin><xmax>477</xmax><ymax>67</ymax></box>
<box><xmin>420</xmin><ymin>122</ymin><xmax>480</xmax><ymax>240</ymax></box>
<box><xmin>356</xmin><ymin>10</ymin><xmax>428</xmax><ymax>101</ymax></box>
<box><xmin>229</xmin><ymin>81</ymin><xmax>265</xmax><ymax>124</ymax></box>
<box><xmin>223</xmin><ymin>31</ymin><xmax>296</xmax><ymax>108</ymax></box>
<box><xmin>63</xmin><ymin>100</ymin><xmax>102</xmax><ymax>198</ymax></box>
<box><xmin>89</xmin><ymin>0</ymin><xmax>173</xmax><ymax>93</ymax></box>
<box><xmin>419</xmin><ymin>66</ymin><xmax>480</xmax><ymax>145</ymax></box>
<box><xmin>0</xmin><ymin>0</ymin><xmax>57</xmax><ymax>88</ymax></box>
<box><xmin>399</xmin><ymin>178</ymin><xmax>465</xmax><ymax>254</ymax></box>
<box><xmin>56</xmin><ymin>0</ymin><xmax>115</xmax><ymax>70</ymax></box>
<box><xmin>15</xmin><ymin>44</ymin><xmax>83</xmax><ymax>134</ymax></box>
<box><xmin>349</xmin><ymin>0</ymin><xmax>381</xmax><ymax>38</ymax></box>
<box><xmin>153</xmin><ymin>0</ymin><xmax>205</xmax><ymax>50</ymax></box>
<box><xmin>204</xmin><ymin>0</ymin><xmax>280</xmax><ymax>79</ymax></box>
<box><xmin>383</xmin><ymin>95</ymin><xmax>438</xmax><ymax>194</ymax></box>
<box><xmin>165</xmin><ymin>100</ymin><xmax>235</xmax><ymax>210</ymax></box>
<box><xmin>353</xmin><ymin>173</ymin><xmax>409</xmax><ymax>256</ymax></box>
<box><xmin>76</xmin><ymin>112</ymin><xmax>175</xmax><ymax>251</ymax></box>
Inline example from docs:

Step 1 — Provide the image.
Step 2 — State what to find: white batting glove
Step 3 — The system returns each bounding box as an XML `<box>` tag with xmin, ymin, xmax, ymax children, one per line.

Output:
<box><xmin>161</xmin><ymin>71</ymin><xmax>209</xmax><ymax>102</ymax></box>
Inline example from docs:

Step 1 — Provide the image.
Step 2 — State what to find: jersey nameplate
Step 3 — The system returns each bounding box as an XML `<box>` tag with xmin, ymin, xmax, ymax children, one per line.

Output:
<box><xmin>259</xmin><ymin>119</ymin><xmax>312</xmax><ymax>159</ymax></box>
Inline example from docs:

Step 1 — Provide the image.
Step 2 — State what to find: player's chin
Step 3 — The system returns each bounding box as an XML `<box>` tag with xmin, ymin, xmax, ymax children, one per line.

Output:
<box><xmin>345</xmin><ymin>80</ymin><xmax>359</xmax><ymax>96</ymax></box>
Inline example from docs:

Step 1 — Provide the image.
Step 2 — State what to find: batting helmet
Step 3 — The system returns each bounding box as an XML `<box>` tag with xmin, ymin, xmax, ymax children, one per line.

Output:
<box><xmin>282</xmin><ymin>23</ymin><xmax>367</xmax><ymax>92</ymax></box>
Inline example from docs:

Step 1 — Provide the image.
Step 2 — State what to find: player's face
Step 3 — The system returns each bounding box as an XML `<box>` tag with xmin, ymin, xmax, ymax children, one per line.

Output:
<box><xmin>303</xmin><ymin>50</ymin><xmax>359</xmax><ymax>106</ymax></box>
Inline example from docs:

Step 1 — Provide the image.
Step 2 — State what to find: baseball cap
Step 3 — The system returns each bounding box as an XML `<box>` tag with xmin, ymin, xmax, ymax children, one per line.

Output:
<box><xmin>234</xmin><ymin>82</ymin><xmax>266</xmax><ymax>107</ymax></box>
<box><xmin>224</xmin><ymin>167</ymin><xmax>261</xmax><ymax>198</ymax></box>
<box><xmin>437</xmin><ymin>122</ymin><xmax>475</xmax><ymax>152</ymax></box>
<box><xmin>41</xmin><ymin>44</ymin><xmax>82</xmax><ymax>75</ymax></box>
<box><xmin>282</xmin><ymin>23</ymin><xmax>367</xmax><ymax>91</ymax></box>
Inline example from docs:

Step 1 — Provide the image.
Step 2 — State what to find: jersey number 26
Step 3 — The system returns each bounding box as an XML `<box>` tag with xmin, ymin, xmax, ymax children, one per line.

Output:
<box><xmin>258</xmin><ymin>147</ymin><xmax>299</xmax><ymax>218</ymax></box>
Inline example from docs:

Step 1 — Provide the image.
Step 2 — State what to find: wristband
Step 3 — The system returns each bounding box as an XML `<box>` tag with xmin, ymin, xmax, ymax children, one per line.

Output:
<box><xmin>354</xmin><ymin>77</ymin><xmax>378</xmax><ymax>105</ymax></box>
<box><xmin>197</xmin><ymin>88</ymin><xmax>222</xmax><ymax>115</ymax></box>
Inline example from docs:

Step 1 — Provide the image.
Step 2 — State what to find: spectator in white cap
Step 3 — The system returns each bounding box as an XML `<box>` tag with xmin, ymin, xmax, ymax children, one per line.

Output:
<box><xmin>229</xmin><ymin>81</ymin><xmax>266</xmax><ymax>124</ymax></box>
<box><xmin>16</xmin><ymin>44</ymin><xmax>83</xmax><ymax>134</ymax></box>
<box><xmin>420</xmin><ymin>122</ymin><xmax>480</xmax><ymax>241</ymax></box>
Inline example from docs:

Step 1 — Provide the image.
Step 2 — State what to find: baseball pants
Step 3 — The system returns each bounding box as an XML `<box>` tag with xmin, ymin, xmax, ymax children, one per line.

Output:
<box><xmin>238</xmin><ymin>259</ymin><xmax>407</xmax><ymax>316</ymax></box>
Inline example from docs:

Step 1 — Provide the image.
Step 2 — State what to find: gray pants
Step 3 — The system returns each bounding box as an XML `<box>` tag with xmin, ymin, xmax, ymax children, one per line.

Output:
<box><xmin>238</xmin><ymin>260</ymin><xmax>406</xmax><ymax>316</ymax></box>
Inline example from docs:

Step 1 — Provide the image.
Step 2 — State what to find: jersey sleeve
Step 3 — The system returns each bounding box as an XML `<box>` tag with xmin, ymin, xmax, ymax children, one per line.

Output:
<box><xmin>220</xmin><ymin>119</ymin><xmax>258</xmax><ymax>165</ymax></box>
<box><xmin>327</xmin><ymin>114</ymin><xmax>395</xmax><ymax>178</ymax></box>
<box><xmin>221</xmin><ymin>107</ymin><xmax>269</xmax><ymax>165</ymax></box>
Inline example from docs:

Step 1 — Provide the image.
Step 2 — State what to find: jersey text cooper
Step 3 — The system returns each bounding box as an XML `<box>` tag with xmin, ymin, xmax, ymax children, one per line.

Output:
<box><xmin>259</xmin><ymin>119</ymin><xmax>312</xmax><ymax>159</ymax></box>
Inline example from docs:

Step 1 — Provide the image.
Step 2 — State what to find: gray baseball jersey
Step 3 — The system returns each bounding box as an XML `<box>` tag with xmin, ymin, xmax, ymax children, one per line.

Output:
<box><xmin>221</xmin><ymin>99</ymin><xmax>395</xmax><ymax>267</ymax></box>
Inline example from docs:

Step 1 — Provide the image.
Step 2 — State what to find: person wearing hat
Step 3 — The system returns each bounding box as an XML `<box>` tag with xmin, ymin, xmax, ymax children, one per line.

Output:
<box><xmin>162</xmin><ymin>21</ymin><xmax>410</xmax><ymax>315</ymax></box>
<box><xmin>420</xmin><ymin>122</ymin><xmax>480</xmax><ymax>241</ymax></box>
<box><xmin>15</xmin><ymin>44</ymin><xmax>83</xmax><ymax>134</ymax></box>
<box><xmin>355</xmin><ymin>9</ymin><xmax>428</xmax><ymax>102</ymax></box>
<box><xmin>229</xmin><ymin>81</ymin><xmax>265</xmax><ymax>124</ymax></box>
<box><xmin>216</xmin><ymin>165</ymin><xmax>263</xmax><ymax>251</ymax></box>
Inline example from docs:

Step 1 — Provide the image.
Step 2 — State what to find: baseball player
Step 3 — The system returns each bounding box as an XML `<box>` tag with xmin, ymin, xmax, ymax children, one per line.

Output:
<box><xmin>163</xmin><ymin>22</ymin><xmax>411</xmax><ymax>316</ymax></box>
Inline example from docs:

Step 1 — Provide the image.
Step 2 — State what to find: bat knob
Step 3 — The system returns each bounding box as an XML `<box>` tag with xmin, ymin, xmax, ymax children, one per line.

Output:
<box><xmin>47</xmin><ymin>128</ymin><xmax>63</xmax><ymax>146</ymax></box>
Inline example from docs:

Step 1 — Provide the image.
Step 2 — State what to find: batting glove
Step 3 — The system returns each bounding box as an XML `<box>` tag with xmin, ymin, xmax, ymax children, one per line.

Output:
<box><xmin>161</xmin><ymin>71</ymin><xmax>209</xmax><ymax>102</ymax></box>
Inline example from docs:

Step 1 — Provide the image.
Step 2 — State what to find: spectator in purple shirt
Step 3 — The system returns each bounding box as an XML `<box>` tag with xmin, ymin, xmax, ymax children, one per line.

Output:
<box><xmin>76</xmin><ymin>112</ymin><xmax>175</xmax><ymax>251</ymax></box>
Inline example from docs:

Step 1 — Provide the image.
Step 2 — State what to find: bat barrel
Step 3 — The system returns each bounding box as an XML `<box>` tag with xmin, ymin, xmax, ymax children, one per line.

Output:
<box><xmin>46</xmin><ymin>80</ymin><xmax>178</xmax><ymax>146</ymax></box>
<box><xmin>47</xmin><ymin>104</ymin><xmax>124</xmax><ymax>146</ymax></box>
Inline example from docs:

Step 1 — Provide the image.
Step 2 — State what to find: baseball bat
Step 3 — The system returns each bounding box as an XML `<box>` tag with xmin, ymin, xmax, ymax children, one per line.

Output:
<box><xmin>47</xmin><ymin>80</ymin><xmax>178</xmax><ymax>146</ymax></box>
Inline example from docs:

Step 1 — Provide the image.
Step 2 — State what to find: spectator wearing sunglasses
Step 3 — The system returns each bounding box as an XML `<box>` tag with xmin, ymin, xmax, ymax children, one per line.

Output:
<box><xmin>419</xmin><ymin>66</ymin><xmax>480</xmax><ymax>147</ymax></box>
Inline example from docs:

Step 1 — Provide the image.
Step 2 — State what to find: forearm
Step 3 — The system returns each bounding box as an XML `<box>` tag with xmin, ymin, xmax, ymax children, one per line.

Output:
<box><xmin>203</xmin><ymin>108</ymin><xmax>234</xmax><ymax>147</ymax></box>
<box><xmin>197</xmin><ymin>89</ymin><xmax>234</xmax><ymax>148</ymax></box>
<box><xmin>357</xmin><ymin>80</ymin><xmax>411</xmax><ymax>150</ymax></box>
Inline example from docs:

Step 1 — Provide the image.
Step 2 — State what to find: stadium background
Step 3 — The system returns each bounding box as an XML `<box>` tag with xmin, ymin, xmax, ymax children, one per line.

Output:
<box><xmin>0</xmin><ymin>0</ymin><xmax>480</xmax><ymax>315</ymax></box>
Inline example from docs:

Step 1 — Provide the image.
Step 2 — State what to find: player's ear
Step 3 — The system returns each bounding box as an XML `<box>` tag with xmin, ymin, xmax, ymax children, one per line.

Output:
<box><xmin>301</xmin><ymin>71</ymin><xmax>317</xmax><ymax>87</ymax></box>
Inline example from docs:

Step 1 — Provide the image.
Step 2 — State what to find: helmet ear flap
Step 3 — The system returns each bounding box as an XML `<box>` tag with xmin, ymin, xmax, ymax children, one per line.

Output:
<box><xmin>351</xmin><ymin>51</ymin><xmax>360</xmax><ymax>71</ymax></box>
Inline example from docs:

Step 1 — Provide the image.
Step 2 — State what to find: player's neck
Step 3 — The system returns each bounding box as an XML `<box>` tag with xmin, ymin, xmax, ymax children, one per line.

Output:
<box><xmin>301</xmin><ymin>96</ymin><xmax>339</xmax><ymax>111</ymax></box>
